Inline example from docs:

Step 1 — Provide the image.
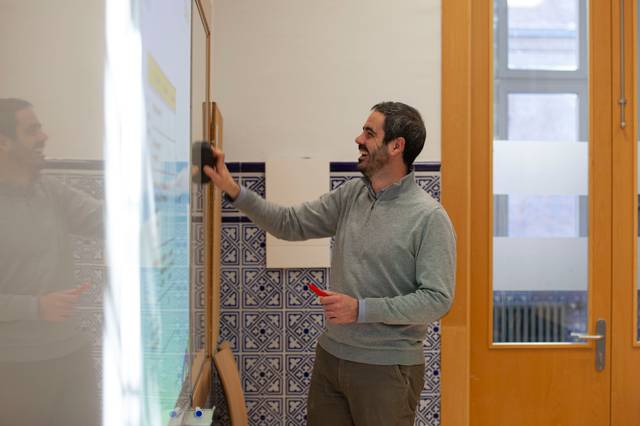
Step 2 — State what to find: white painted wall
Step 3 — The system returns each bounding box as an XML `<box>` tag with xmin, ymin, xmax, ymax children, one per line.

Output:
<box><xmin>0</xmin><ymin>0</ymin><xmax>105</xmax><ymax>160</ymax></box>
<box><xmin>212</xmin><ymin>0</ymin><xmax>442</xmax><ymax>162</ymax></box>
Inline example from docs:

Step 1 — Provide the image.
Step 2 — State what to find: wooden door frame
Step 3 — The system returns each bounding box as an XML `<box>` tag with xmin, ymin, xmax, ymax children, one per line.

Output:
<box><xmin>441</xmin><ymin>1</ymin><xmax>473</xmax><ymax>425</ymax></box>
<box><xmin>611</xmin><ymin>1</ymin><xmax>639</xmax><ymax>424</ymax></box>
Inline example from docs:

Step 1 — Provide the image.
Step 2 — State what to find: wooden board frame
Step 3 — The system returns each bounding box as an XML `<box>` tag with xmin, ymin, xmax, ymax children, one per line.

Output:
<box><xmin>190</xmin><ymin>0</ymin><xmax>214</xmax><ymax>410</ymax></box>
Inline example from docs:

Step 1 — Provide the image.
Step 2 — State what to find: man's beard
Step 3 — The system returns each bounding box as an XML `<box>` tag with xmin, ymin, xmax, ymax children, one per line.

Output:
<box><xmin>357</xmin><ymin>145</ymin><xmax>389</xmax><ymax>178</ymax></box>
<box><xmin>10</xmin><ymin>143</ymin><xmax>46</xmax><ymax>177</ymax></box>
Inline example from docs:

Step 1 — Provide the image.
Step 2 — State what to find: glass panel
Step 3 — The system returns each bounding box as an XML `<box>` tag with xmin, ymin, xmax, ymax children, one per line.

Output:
<box><xmin>508</xmin><ymin>194</ymin><xmax>582</xmax><ymax>237</ymax></box>
<box><xmin>0</xmin><ymin>2</ymin><xmax>107</xmax><ymax>426</ymax></box>
<box><xmin>508</xmin><ymin>0</ymin><xmax>579</xmax><ymax>71</ymax></box>
<box><xmin>493</xmin><ymin>0</ymin><xmax>588</xmax><ymax>343</ymax></box>
<box><xmin>139</xmin><ymin>0</ymin><xmax>193</xmax><ymax>422</ymax></box>
<box><xmin>508</xmin><ymin>94</ymin><xmax>578</xmax><ymax>141</ymax></box>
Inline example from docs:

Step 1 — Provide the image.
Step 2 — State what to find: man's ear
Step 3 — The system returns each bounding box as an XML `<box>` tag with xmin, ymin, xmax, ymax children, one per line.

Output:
<box><xmin>390</xmin><ymin>137</ymin><xmax>405</xmax><ymax>157</ymax></box>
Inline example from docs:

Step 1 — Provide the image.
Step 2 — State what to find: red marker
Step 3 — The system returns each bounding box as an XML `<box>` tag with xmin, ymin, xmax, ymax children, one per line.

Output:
<box><xmin>307</xmin><ymin>283</ymin><xmax>329</xmax><ymax>297</ymax></box>
<box><xmin>69</xmin><ymin>282</ymin><xmax>91</xmax><ymax>296</ymax></box>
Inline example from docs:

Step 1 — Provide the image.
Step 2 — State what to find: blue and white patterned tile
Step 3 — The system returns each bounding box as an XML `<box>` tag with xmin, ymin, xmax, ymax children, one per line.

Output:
<box><xmin>76</xmin><ymin>308</ymin><xmax>103</xmax><ymax>351</ymax></box>
<box><xmin>222</xmin><ymin>192</ymin><xmax>238</xmax><ymax>216</ymax></box>
<box><xmin>285</xmin><ymin>311</ymin><xmax>324</xmax><ymax>353</ymax></box>
<box><xmin>242</xmin><ymin>354</ymin><xmax>284</xmax><ymax>396</ymax></box>
<box><xmin>285</xmin><ymin>354</ymin><xmax>314</xmax><ymax>396</ymax></box>
<box><xmin>285</xmin><ymin>398</ymin><xmax>307</xmax><ymax>426</ymax></box>
<box><xmin>415</xmin><ymin>174</ymin><xmax>440</xmax><ymax>201</ymax></box>
<box><xmin>193</xmin><ymin>310</ymin><xmax>206</xmax><ymax>351</ymax></box>
<box><xmin>415</xmin><ymin>393</ymin><xmax>440</xmax><ymax>426</ymax></box>
<box><xmin>192</xmin><ymin>183</ymin><xmax>205</xmax><ymax>213</ymax></box>
<box><xmin>285</xmin><ymin>268</ymin><xmax>328</xmax><ymax>309</ymax></box>
<box><xmin>211</xmin><ymin>370</ymin><xmax>231</xmax><ymax>425</ymax></box>
<box><xmin>72</xmin><ymin>237</ymin><xmax>105</xmax><ymax>263</ymax></box>
<box><xmin>64</xmin><ymin>174</ymin><xmax>106</xmax><ymax>199</ymax></box>
<box><xmin>221</xmin><ymin>267</ymin><xmax>240</xmax><ymax>309</ymax></box>
<box><xmin>215</xmin><ymin>163</ymin><xmax>443</xmax><ymax>426</ymax></box>
<box><xmin>422</xmin><ymin>351</ymin><xmax>440</xmax><ymax>394</ymax></box>
<box><xmin>246</xmin><ymin>397</ymin><xmax>284</xmax><ymax>426</ymax></box>
<box><xmin>192</xmin><ymin>266</ymin><xmax>205</xmax><ymax>310</ymax></box>
<box><xmin>329</xmin><ymin>174</ymin><xmax>361</xmax><ymax>191</ymax></box>
<box><xmin>221</xmin><ymin>223</ymin><xmax>241</xmax><ymax>266</ymax></box>
<box><xmin>242</xmin><ymin>268</ymin><xmax>283</xmax><ymax>309</ymax></box>
<box><xmin>241</xmin><ymin>175</ymin><xmax>266</xmax><ymax>198</ymax></box>
<box><xmin>192</xmin><ymin>222</ymin><xmax>206</xmax><ymax>266</ymax></box>
<box><xmin>221</xmin><ymin>178</ymin><xmax>242</xmax><ymax>216</ymax></box>
<box><xmin>423</xmin><ymin>321</ymin><xmax>441</xmax><ymax>352</ymax></box>
<box><xmin>241</xmin><ymin>311</ymin><xmax>283</xmax><ymax>352</ymax></box>
<box><xmin>73</xmin><ymin>266</ymin><xmax>105</xmax><ymax>305</ymax></box>
<box><xmin>193</xmin><ymin>216</ymin><xmax>205</xmax><ymax>243</ymax></box>
<box><xmin>218</xmin><ymin>311</ymin><xmax>240</xmax><ymax>351</ymax></box>
<box><xmin>241</xmin><ymin>223</ymin><xmax>265</xmax><ymax>266</ymax></box>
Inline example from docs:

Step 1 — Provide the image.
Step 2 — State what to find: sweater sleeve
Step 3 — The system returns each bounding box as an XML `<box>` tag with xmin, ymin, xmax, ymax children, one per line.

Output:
<box><xmin>49</xmin><ymin>177</ymin><xmax>104</xmax><ymax>239</ymax></box>
<box><xmin>0</xmin><ymin>294</ymin><xmax>39</xmax><ymax>321</ymax></box>
<box><xmin>231</xmin><ymin>184</ymin><xmax>345</xmax><ymax>241</ymax></box>
<box><xmin>362</xmin><ymin>207</ymin><xmax>456</xmax><ymax>325</ymax></box>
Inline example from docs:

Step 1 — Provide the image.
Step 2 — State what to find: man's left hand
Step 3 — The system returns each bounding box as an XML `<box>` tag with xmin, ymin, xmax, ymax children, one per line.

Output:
<box><xmin>319</xmin><ymin>292</ymin><xmax>358</xmax><ymax>324</ymax></box>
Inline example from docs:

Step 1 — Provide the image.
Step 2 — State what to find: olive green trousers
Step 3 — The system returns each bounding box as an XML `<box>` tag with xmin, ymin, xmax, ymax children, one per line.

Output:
<box><xmin>307</xmin><ymin>345</ymin><xmax>425</xmax><ymax>426</ymax></box>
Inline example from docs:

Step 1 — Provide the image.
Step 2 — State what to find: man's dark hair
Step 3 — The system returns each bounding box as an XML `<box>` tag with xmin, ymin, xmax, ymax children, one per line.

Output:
<box><xmin>0</xmin><ymin>98</ymin><xmax>32</xmax><ymax>140</ymax></box>
<box><xmin>371</xmin><ymin>101</ymin><xmax>426</xmax><ymax>170</ymax></box>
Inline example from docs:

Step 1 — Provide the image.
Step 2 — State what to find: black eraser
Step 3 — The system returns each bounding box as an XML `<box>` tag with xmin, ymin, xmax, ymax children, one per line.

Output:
<box><xmin>191</xmin><ymin>141</ymin><xmax>214</xmax><ymax>184</ymax></box>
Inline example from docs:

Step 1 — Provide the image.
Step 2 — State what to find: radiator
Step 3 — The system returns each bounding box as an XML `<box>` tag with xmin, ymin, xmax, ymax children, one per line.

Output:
<box><xmin>493</xmin><ymin>302</ymin><xmax>567</xmax><ymax>343</ymax></box>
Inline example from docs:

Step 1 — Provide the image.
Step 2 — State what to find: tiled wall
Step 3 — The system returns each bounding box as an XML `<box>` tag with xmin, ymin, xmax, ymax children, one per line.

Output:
<box><xmin>212</xmin><ymin>162</ymin><xmax>443</xmax><ymax>426</ymax></box>
<box><xmin>48</xmin><ymin>160</ymin><xmax>444</xmax><ymax>425</ymax></box>
<box><xmin>42</xmin><ymin>161</ymin><xmax>106</xmax><ymax>405</ymax></box>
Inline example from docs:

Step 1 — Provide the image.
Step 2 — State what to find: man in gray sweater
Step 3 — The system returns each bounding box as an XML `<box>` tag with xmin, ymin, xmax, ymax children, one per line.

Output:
<box><xmin>204</xmin><ymin>101</ymin><xmax>456</xmax><ymax>425</ymax></box>
<box><xmin>0</xmin><ymin>98</ymin><xmax>103</xmax><ymax>426</ymax></box>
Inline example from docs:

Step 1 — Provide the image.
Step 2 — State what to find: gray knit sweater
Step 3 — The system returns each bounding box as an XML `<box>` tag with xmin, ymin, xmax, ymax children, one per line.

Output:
<box><xmin>232</xmin><ymin>171</ymin><xmax>456</xmax><ymax>365</ymax></box>
<box><xmin>0</xmin><ymin>176</ymin><xmax>103</xmax><ymax>362</ymax></box>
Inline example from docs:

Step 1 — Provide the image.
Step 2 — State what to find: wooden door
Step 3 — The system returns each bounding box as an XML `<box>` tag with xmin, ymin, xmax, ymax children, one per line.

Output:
<box><xmin>442</xmin><ymin>1</ymin><xmax>639</xmax><ymax>425</ymax></box>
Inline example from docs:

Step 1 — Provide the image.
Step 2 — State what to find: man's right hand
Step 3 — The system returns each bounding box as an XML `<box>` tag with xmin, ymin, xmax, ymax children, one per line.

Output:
<box><xmin>202</xmin><ymin>147</ymin><xmax>241</xmax><ymax>200</ymax></box>
<box><xmin>38</xmin><ymin>284</ymin><xmax>89</xmax><ymax>322</ymax></box>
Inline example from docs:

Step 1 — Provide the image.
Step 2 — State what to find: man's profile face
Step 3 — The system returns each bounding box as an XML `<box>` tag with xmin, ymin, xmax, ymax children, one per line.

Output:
<box><xmin>355</xmin><ymin>111</ymin><xmax>390</xmax><ymax>178</ymax></box>
<box><xmin>7</xmin><ymin>108</ymin><xmax>48</xmax><ymax>171</ymax></box>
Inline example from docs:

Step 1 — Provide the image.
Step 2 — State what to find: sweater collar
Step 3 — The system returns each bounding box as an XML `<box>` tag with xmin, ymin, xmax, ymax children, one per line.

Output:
<box><xmin>363</xmin><ymin>171</ymin><xmax>416</xmax><ymax>201</ymax></box>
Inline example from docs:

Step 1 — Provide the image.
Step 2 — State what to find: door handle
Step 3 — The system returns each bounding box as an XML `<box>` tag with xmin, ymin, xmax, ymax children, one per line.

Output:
<box><xmin>570</xmin><ymin>333</ymin><xmax>603</xmax><ymax>340</ymax></box>
<box><xmin>571</xmin><ymin>319</ymin><xmax>606</xmax><ymax>372</ymax></box>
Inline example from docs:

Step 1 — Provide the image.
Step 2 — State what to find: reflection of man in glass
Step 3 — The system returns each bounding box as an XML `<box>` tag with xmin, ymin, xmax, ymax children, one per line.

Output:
<box><xmin>0</xmin><ymin>98</ymin><xmax>102</xmax><ymax>426</ymax></box>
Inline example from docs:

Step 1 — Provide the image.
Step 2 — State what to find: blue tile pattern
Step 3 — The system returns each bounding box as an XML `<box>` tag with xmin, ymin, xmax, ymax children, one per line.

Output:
<box><xmin>246</xmin><ymin>397</ymin><xmax>284</xmax><ymax>426</ymax></box>
<box><xmin>241</xmin><ymin>224</ymin><xmax>266</xmax><ymax>265</ymax></box>
<box><xmin>285</xmin><ymin>311</ymin><xmax>324</xmax><ymax>353</ymax></box>
<box><xmin>285</xmin><ymin>398</ymin><xmax>307</xmax><ymax>426</ymax></box>
<box><xmin>285</xmin><ymin>354</ymin><xmax>315</xmax><ymax>395</ymax></box>
<box><xmin>217</xmin><ymin>162</ymin><xmax>443</xmax><ymax>425</ymax></box>
<box><xmin>242</xmin><ymin>311</ymin><xmax>284</xmax><ymax>352</ymax></box>
<box><xmin>220</xmin><ymin>268</ymin><xmax>240</xmax><ymax>309</ymax></box>
<box><xmin>43</xmin><ymin>168</ymin><xmax>107</xmax><ymax>398</ymax></box>
<box><xmin>285</xmin><ymin>269</ymin><xmax>328</xmax><ymax>309</ymax></box>
<box><xmin>242</xmin><ymin>355</ymin><xmax>284</xmax><ymax>395</ymax></box>
<box><xmin>242</xmin><ymin>268</ymin><xmax>283</xmax><ymax>309</ymax></box>
<box><xmin>221</xmin><ymin>223</ymin><xmax>241</xmax><ymax>266</ymax></box>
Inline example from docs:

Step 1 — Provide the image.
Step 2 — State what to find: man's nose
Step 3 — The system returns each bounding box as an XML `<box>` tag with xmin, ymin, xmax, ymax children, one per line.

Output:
<box><xmin>354</xmin><ymin>134</ymin><xmax>364</xmax><ymax>145</ymax></box>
